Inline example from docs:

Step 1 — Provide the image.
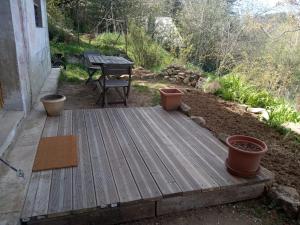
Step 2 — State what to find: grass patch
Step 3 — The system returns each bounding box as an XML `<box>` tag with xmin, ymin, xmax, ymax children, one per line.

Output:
<box><xmin>132</xmin><ymin>83</ymin><xmax>151</xmax><ymax>93</ymax></box>
<box><xmin>132</xmin><ymin>80</ymin><xmax>167</xmax><ymax>106</ymax></box>
<box><xmin>59</xmin><ymin>63</ymin><xmax>88</xmax><ymax>83</ymax></box>
<box><xmin>50</xmin><ymin>41</ymin><xmax>96</xmax><ymax>57</ymax></box>
<box><xmin>151</xmin><ymin>91</ymin><xmax>161</xmax><ymax>106</ymax></box>
<box><xmin>215</xmin><ymin>74</ymin><xmax>300</xmax><ymax>128</ymax></box>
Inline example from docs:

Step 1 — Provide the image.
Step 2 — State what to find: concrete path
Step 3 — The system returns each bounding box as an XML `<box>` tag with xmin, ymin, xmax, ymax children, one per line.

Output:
<box><xmin>0</xmin><ymin>69</ymin><xmax>60</xmax><ymax>225</ymax></box>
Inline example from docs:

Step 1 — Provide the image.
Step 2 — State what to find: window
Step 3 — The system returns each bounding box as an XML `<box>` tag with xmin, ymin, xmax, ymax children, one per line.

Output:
<box><xmin>34</xmin><ymin>0</ymin><xmax>43</xmax><ymax>27</ymax></box>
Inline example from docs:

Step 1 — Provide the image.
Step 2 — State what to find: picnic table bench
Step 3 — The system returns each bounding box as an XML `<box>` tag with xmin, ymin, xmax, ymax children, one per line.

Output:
<box><xmin>83</xmin><ymin>52</ymin><xmax>134</xmax><ymax>107</ymax></box>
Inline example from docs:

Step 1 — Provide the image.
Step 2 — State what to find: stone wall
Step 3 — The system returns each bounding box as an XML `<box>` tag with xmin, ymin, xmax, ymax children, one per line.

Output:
<box><xmin>0</xmin><ymin>0</ymin><xmax>51</xmax><ymax>114</ymax></box>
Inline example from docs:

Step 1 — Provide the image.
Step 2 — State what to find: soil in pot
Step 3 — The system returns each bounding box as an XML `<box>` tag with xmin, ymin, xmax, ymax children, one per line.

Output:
<box><xmin>41</xmin><ymin>94</ymin><xmax>66</xmax><ymax>117</ymax></box>
<box><xmin>232</xmin><ymin>142</ymin><xmax>261</xmax><ymax>152</ymax></box>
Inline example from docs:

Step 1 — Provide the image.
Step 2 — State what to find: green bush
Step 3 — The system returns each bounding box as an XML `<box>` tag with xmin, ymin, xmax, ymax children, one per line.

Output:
<box><xmin>216</xmin><ymin>74</ymin><xmax>300</xmax><ymax>127</ymax></box>
<box><xmin>93</xmin><ymin>33</ymin><xmax>126</xmax><ymax>56</ymax></box>
<box><xmin>50</xmin><ymin>41</ymin><xmax>98</xmax><ymax>58</ymax></box>
<box><xmin>127</xmin><ymin>24</ymin><xmax>173</xmax><ymax>71</ymax></box>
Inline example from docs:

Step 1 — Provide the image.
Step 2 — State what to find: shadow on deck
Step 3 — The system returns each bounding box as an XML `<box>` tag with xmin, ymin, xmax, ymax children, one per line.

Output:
<box><xmin>21</xmin><ymin>107</ymin><xmax>273</xmax><ymax>225</ymax></box>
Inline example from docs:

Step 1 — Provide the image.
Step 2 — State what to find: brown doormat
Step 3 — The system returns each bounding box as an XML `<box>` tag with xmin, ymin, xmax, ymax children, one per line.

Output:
<box><xmin>32</xmin><ymin>135</ymin><xmax>78</xmax><ymax>172</ymax></box>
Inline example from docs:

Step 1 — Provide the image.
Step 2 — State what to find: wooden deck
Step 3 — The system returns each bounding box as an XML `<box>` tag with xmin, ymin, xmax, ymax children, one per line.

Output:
<box><xmin>21</xmin><ymin>107</ymin><xmax>273</xmax><ymax>225</ymax></box>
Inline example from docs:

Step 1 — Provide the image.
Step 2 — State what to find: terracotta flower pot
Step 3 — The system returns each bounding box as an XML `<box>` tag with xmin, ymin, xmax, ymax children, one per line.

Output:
<box><xmin>159</xmin><ymin>88</ymin><xmax>183</xmax><ymax>111</ymax></box>
<box><xmin>226</xmin><ymin>135</ymin><xmax>268</xmax><ymax>178</ymax></box>
<box><xmin>41</xmin><ymin>94</ymin><xmax>66</xmax><ymax>116</ymax></box>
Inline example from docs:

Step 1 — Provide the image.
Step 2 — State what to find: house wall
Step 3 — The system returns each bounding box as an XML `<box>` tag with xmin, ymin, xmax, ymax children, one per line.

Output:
<box><xmin>0</xmin><ymin>0</ymin><xmax>51</xmax><ymax>114</ymax></box>
<box><xmin>0</xmin><ymin>0</ymin><xmax>25</xmax><ymax>111</ymax></box>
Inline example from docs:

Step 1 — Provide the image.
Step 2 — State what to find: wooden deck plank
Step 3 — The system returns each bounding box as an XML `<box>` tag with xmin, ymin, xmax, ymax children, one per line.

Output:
<box><xmin>95</xmin><ymin>109</ymin><xmax>141</xmax><ymax>203</ymax></box>
<box><xmin>48</xmin><ymin>110</ymin><xmax>73</xmax><ymax>214</ymax></box>
<box><xmin>106</xmin><ymin>108</ymin><xmax>162</xmax><ymax>201</ymax></box>
<box><xmin>83</xmin><ymin>109</ymin><xmax>119</xmax><ymax>207</ymax></box>
<box><xmin>125</xmin><ymin>108</ymin><xmax>206</xmax><ymax>192</ymax></box>
<box><xmin>116</xmin><ymin>108</ymin><xmax>182</xmax><ymax>197</ymax></box>
<box><xmin>136</xmin><ymin>108</ymin><xmax>219</xmax><ymax>190</ymax></box>
<box><xmin>146</xmin><ymin>107</ymin><xmax>243</xmax><ymax>186</ymax></box>
<box><xmin>21</xmin><ymin>172</ymin><xmax>40</xmax><ymax>219</ymax></box>
<box><xmin>21</xmin><ymin>116</ymin><xmax>60</xmax><ymax>219</ymax></box>
<box><xmin>32</xmin><ymin>116</ymin><xmax>60</xmax><ymax>217</ymax></box>
<box><xmin>72</xmin><ymin>110</ymin><xmax>96</xmax><ymax>210</ymax></box>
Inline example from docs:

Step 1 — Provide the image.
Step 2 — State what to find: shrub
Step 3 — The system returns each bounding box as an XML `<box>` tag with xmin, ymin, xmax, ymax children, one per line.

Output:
<box><xmin>127</xmin><ymin>23</ymin><xmax>173</xmax><ymax>70</ymax></box>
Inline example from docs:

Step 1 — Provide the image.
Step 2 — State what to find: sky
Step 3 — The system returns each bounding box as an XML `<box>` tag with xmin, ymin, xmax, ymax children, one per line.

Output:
<box><xmin>235</xmin><ymin>0</ymin><xmax>297</xmax><ymax>15</ymax></box>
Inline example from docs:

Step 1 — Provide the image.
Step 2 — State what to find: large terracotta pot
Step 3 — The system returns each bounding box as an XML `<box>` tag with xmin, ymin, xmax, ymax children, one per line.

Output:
<box><xmin>41</xmin><ymin>94</ymin><xmax>66</xmax><ymax>116</ymax></box>
<box><xmin>226</xmin><ymin>135</ymin><xmax>268</xmax><ymax>178</ymax></box>
<box><xmin>159</xmin><ymin>88</ymin><xmax>183</xmax><ymax>111</ymax></box>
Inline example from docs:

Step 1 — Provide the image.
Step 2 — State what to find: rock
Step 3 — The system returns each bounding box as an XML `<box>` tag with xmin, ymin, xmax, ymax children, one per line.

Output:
<box><xmin>190</xmin><ymin>80</ymin><xmax>197</xmax><ymax>87</ymax></box>
<box><xmin>190</xmin><ymin>74</ymin><xmax>199</xmax><ymax>80</ymax></box>
<box><xmin>141</xmin><ymin>73</ymin><xmax>155</xmax><ymax>80</ymax></box>
<box><xmin>247</xmin><ymin>107</ymin><xmax>270</xmax><ymax>121</ymax></box>
<box><xmin>183</xmin><ymin>76</ymin><xmax>190</xmax><ymax>84</ymax></box>
<box><xmin>247</xmin><ymin>107</ymin><xmax>266</xmax><ymax>114</ymax></box>
<box><xmin>179</xmin><ymin>102</ymin><xmax>191</xmax><ymax>117</ymax></box>
<box><xmin>166</xmin><ymin>69</ymin><xmax>173</xmax><ymax>75</ymax></box>
<box><xmin>283</xmin><ymin>122</ymin><xmax>300</xmax><ymax>135</ymax></box>
<box><xmin>169</xmin><ymin>77</ymin><xmax>176</xmax><ymax>83</ymax></box>
<box><xmin>238</xmin><ymin>104</ymin><xmax>248</xmax><ymax>111</ymax></box>
<box><xmin>164</xmin><ymin>76</ymin><xmax>169</xmax><ymax>80</ymax></box>
<box><xmin>268</xmin><ymin>185</ymin><xmax>300</xmax><ymax>218</ymax></box>
<box><xmin>178</xmin><ymin>72</ymin><xmax>185</xmax><ymax>76</ymax></box>
<box><xmin>261</xmin><ymin>110</ymin><xmax>270</xmax><ymax>121</ymax></box>
<box><xmin>195</xmin><ymin>78</ymin><xmax>204</xmax><ymax>89</ymax></box>
<box><xmin>191</xmin><ymin>116</ymin><xmax>206</xmax><ymax>127</ymax></box>
<box><xmin>161</xmin><ymin>71</ymin><xmax>168</xmax><ymax>77</ymax></box>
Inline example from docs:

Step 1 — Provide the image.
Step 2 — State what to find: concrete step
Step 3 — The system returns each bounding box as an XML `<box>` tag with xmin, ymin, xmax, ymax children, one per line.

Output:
<box><xmin>0</xmin><ymin>110</ymin><xmax>24</xmax><ymax>157</ymax></box>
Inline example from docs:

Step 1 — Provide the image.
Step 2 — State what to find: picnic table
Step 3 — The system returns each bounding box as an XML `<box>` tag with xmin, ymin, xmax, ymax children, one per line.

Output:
<box><xmin>84</xmin><ymin>52</ymin><xmax>134</xmax><ymax>106</ymax></box>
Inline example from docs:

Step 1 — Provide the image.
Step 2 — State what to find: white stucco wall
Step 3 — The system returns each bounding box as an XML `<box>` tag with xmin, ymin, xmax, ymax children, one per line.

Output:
<box><xmin>0</xmin><ymin>0</ymin><xmax>51</xmax><ymax>113</ymax></box>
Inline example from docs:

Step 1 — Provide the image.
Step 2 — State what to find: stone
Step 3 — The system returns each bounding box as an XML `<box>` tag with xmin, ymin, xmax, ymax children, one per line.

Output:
<box><xmin>179</xmin><ymin>102</ymin><xmax>191</xmax><ymax>117</ymax></box>
<box><xmin>183</xmin><ymin>76</ymin><xmax>190</xmax><ymax>84</ymax></box>
<box><xmin>261</xmin><ymin>110</ymin><xmax>270</xmax><ymax>121</ymax></box>
<box><xmin>283</xmin><ymin>122</ymin><xmax>300</xmax><ymax>135</ymax></box>
<box><xmin>191</xmin><ymin>116</ymin><xmax>206</xmax><ymax>127</ymax></box>
<box><xmin>190</xmin><ymin>80</ymin><xmax>197</xmax><ymax>87</ymax></box>
<box><xmin>195</xmin><ymin>78</ymin><xmax>204</xmax><ymax>89</ymax></box>
<box><xmin>141</xmin><ymin>73</ymin><xmax>155</xmax><ymax>80</ymax></box>
<box><xmin>169</xmin><ymin>78</ymin><xmax>177</xmax><ymax>83</ymax></box>
<box><xmin>238</xmin><ymin>104</ymin><xmax>248</xmax><ymax>111</ymax></box>
<box><xmin>247</xmin><ymin>107</ymin><xmax>266</xmax><ymax>114</ymax></box>
<box><xmin>164</xmin><ymin>76</ymin><xmax>170</xmax><ymax>80</ymax></box>
<box><xmin>268</xmin><ymin>185</ymin><xmax>300</xmax><ymax>218</ymax></box>
<box><xmin>178</xmin><ymin>72</ymin><xmax>185</xmax><ymax>76</ymax></box>
<box><xmin>166</xmin><ymin>69</ymin><xmax>173</xmax><ymax>75</ymax></box>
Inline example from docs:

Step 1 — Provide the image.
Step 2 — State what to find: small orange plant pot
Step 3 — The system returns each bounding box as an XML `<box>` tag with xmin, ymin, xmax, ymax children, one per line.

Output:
<box><xmin>159</xmin><ymin>88</ymin><xmax>183</xmax><ymax>111</ymax></box>
<box><xmin>226</xmin><ymin>135</ymin><xmax>268</xmax><ymax>178</ymax></box>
